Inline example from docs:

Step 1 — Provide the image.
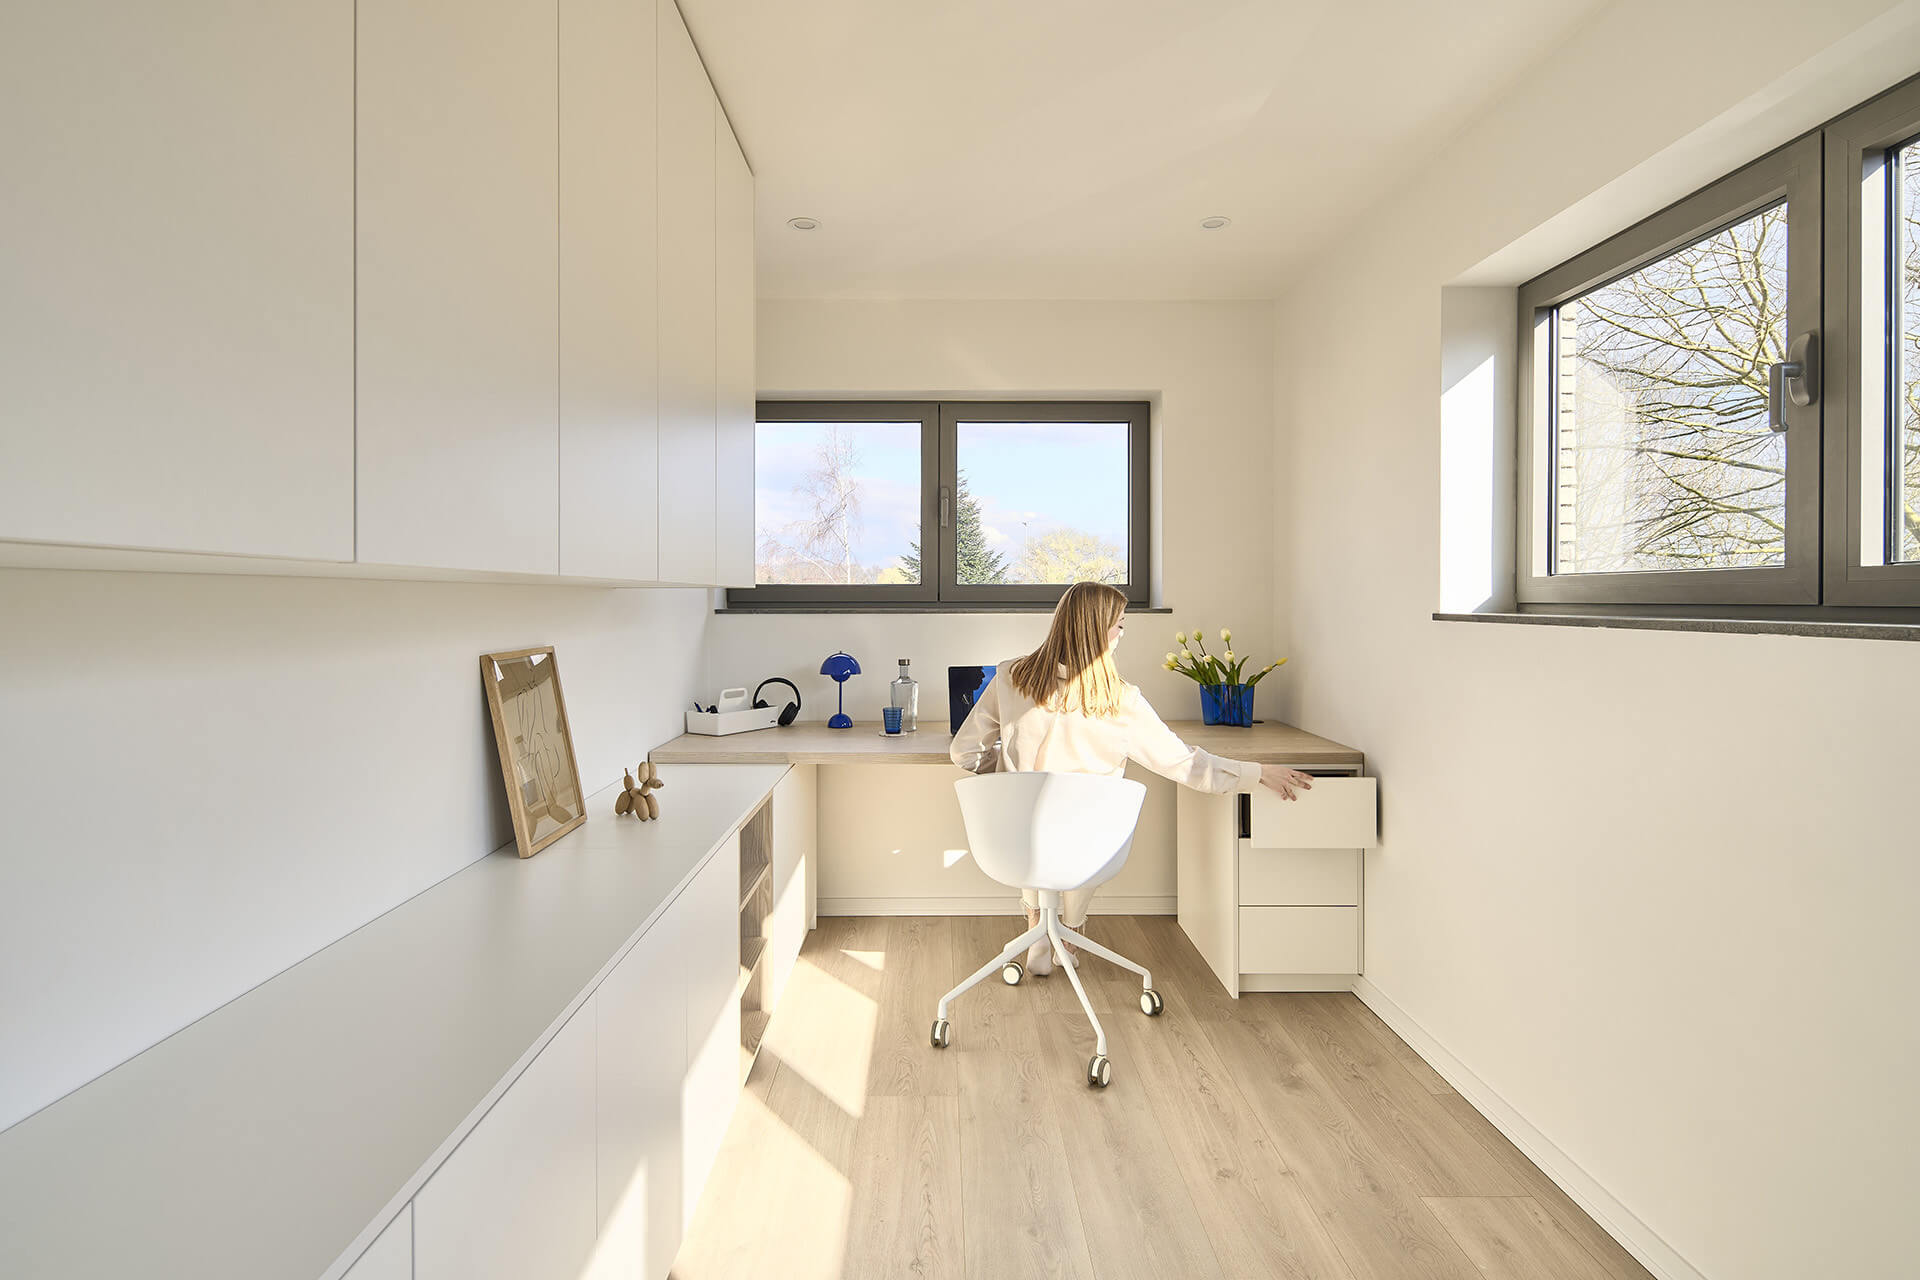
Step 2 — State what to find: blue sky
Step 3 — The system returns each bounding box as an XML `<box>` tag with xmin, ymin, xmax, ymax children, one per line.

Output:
<box><xmin>755</xmin><ymin>420</ymin><xmax>1130</xmax><ymax>571</ymax></box>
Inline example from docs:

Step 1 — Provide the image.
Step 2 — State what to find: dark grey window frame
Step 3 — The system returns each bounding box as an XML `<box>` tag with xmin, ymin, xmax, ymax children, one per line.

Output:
<box><xmin>1823</xmin><ymin>76</ymin><xmax>1920</xmax><ymax>607</ymax></box>
<box><xmin>727</xmin><ymin>399</ymin><xmax>1151</xmax><ymax>609</ymax></box>
<box><xmin>1515</xmin><ymin>133</ymin><xmax>1824</xmax><ymax>608</ymax></box>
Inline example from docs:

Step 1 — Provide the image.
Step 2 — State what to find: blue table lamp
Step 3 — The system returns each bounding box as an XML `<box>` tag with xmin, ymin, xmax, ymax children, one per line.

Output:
<box><xmin>820</xmin><ymin>651</ymin><xmax>861</xmax><ymax>729</ymax></box>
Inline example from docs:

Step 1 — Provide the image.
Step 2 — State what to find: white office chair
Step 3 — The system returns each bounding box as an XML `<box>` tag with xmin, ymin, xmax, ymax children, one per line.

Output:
<box><xmin>930</xmin><ymin>772</ymin><xmax>1164</xmax><ymax>1088</ymax></box>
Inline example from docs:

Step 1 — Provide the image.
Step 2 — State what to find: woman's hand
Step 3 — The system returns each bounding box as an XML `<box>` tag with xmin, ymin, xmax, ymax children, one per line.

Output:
<box><xmin>1259</xmin><ymin>765</ymin><xmax>1315</xmax><ymax>801</ymax></box>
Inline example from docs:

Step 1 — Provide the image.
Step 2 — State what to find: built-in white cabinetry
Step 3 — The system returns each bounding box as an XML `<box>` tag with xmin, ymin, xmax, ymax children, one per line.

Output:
<box><xmin>340</xmin><ymin>1206</ymin><xmax>411</xmax><ymax>1280</ymax></box>
<box><xmin>2</xmin><ymin>0</ymin><xmax>753</xmax><ymax>586</ymax></box>
<box><xmin>655</xmin><ymin>0</ymin><xmax>720</xmax><ymax>586</ymax></box>
<box><xmin>591</xmin><ymin>899</ymin><xmax>688</xmax><ymax>1280</ymax></box>
<box><xmin>1178</xmin><ymin>775</ymin><xmax>1378</xmax><ymax>995</ymax></box>
<box><xmin>355</xmin><ymin>0</ymin><xmax>562</xmax><ymax>576</ymax></box>
<box><xmin>560</xmin><ymin>0</ymin><xmax>662</xmax><ymax>581</ymax></box>
<box><xmin>766</xmin><ymin>764</ymin><xmax>817</xmax><ymax>1007</ymax></box>
<box><xmin>0</xmin><ymin>0</ymin><xmax>353</xmax><ymax>561</ymax></box>
<box><xmin>714</xmin><ymin>108</ymin><xmax>758</xmax><ymax>588</ymax></box>
<box><xmin>680</xmin><ymin>832</ymin><xmax>743</xmax><ymax>1229</ymax></box>
<box><xmin>415</xmin><ymin>1001</ymin><xmax>599</xmax><ymax>1280</ymax></box>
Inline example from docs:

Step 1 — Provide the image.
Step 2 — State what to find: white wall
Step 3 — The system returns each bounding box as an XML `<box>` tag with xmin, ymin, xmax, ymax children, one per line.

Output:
<box><xmin>711</xmin><ymin>298</ymin><xmax>1278</xmax><ymax>909</ymax></box>
<box><xmin>0</xmin><ymin>569</ymin><xmax>707</xmax><ymax>1131</ymax></box>
<box><xmin>1272</xmin><ymin>3</ymin><xmax>1920</xmax><ymax>1277</ymax></box>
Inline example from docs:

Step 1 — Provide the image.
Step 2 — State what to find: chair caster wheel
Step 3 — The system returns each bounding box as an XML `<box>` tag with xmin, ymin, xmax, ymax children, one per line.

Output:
<box><xmin>1139</xmin><ymin>988</ymin><xmax>1164</xmax><ymax>1017</ymax></box>
<box><xmin>1087</xmin><ymin>1054</ymin><xmax>1112</xmax><ymax>1088</ymax></box>
<box><xmin>1002</xmin><ymin>961</ymin><xmax>1024</xmax><ymax>986</ymax></box>
<box><xmin>930</xmin><ymin>1018</ymin><xmax>951</xmax><ymax>1049</ymax></box>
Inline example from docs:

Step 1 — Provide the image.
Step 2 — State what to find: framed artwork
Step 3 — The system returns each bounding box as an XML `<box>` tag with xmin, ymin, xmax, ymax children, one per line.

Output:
<box><xmin>481</xmin><ymin>646</ymin><xmax>586</xmax><ymax>858</ymax></box>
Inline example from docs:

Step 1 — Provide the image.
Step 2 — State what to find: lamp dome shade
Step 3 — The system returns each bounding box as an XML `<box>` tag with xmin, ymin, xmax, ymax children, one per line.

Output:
<box><xmin>820</xmin><ymin>651</ymin><xmax>861</xmax><ymax>682</ymax></box>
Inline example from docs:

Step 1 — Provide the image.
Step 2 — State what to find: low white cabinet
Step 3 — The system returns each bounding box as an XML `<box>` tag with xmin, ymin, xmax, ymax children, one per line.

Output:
<box><xmin>415</xmin><ymin>1002</ymin><xmax>600</xmax><ymax>1280</ymax></box>
<box><xmin>680</xmin><ymin>833</ymin><xmax>743</xmax><ymax>1231</ymax></box>
<box><xmin>593</xmin><ymin>892</ymin><xmax>689</xmax><ymax>1280</ymax></box>
<box><xmin>1177</xmin><ymin>775</ymin><xmax>1378</xmax><ymax>995</ymax></box>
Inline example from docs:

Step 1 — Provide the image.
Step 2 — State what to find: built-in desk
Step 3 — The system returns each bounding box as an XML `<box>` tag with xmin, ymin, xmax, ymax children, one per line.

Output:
<box><xmin>652</xmin><ymin>719</ymin><xmax>1364</xmax><ymax>768</ymax></box>
<box><xmin>654</xmin><ymin>721</ymin><xmax>1373</xmax><ymax>995</ymax></box>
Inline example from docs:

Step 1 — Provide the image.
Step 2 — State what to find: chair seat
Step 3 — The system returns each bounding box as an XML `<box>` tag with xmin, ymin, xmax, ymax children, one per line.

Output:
<box><xmin>953</xmin><ymin>771</ymin><xmax>1146</xmax><ymax>893</ymax></box>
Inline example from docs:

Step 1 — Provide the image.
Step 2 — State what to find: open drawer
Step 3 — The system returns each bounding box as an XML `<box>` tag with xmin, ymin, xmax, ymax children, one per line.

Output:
<box><xmin>1246</xmin><ymin>776</ymin><xmax>1377</xmax><ymax>849</ymax></box>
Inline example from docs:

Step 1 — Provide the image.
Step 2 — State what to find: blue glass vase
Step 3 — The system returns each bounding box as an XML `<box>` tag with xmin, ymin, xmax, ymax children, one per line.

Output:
<box><xmin>1199</xmin><ymin>683</ymin><xmax>1254</xmax><ymax>727</ymax></box>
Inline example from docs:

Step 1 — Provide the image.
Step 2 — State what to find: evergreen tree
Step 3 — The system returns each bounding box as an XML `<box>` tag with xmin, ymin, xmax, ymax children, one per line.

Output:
<box><xmin>901</xmin><ymin>469</ymin><xmax>1006</xmax><ymax>584</ymax></box>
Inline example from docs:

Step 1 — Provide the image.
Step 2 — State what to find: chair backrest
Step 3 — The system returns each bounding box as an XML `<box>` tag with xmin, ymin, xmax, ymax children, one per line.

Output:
<box><xmin>953</xmin><ymin>772</ymin><xmax>1147</xmax><ymax>893</ymax></box>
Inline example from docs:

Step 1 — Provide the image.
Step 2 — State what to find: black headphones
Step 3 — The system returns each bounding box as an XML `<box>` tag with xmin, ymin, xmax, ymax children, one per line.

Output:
<box><xmin>752</xmin><ymin>677</ymin><xmax>802</xmax><ymax>727</ymax></box>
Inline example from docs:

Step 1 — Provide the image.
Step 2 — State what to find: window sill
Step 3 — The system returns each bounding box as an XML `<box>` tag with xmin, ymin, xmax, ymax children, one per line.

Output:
<box><xmin>717</xmin><ymin>604</ymin><xmax>1174</xmax><ymax>616</ymax></box>
<box><xmin>1433</xmin><ymin>611</ymin><xmax>1920</xmax><ymax>642</ymax></box>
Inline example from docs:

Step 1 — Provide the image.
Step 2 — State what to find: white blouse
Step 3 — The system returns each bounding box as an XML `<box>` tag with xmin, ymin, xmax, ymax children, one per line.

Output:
<box><xmin>949</xmin><ymin>659</ymin><xmax>1263</xmax><ymax>794</ymax></box>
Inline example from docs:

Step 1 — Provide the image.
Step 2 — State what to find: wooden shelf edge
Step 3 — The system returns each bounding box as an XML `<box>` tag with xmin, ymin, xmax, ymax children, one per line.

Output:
<box><xmin>738</xmin><ymin>861</ymin><xmax>771</xmax><ymax>912</ymax></box>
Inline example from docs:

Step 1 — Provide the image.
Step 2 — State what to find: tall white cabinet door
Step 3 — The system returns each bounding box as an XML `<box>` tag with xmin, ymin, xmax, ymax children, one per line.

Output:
<box><xmin>681</xmin><ymin>837</ymin><xmax>741</xmax><ymax>1229</ymax></box>
<box><xmin>357</xmin><ymin>0</ymin><xmax>561</xmax><ymax>575</ymax></box>
<box><xmin>589</xmin><ymin>911</ymin><xmax>687</xmax><ymax>1280</ymax></box>
<box><xmin>0</xmin><ymin>2</ymin><xmax>352</xmax><ymax>560</ymax></box>
<box><xmin>341</xmin><ymin>1205</ymin><xmax>411</xmax><ymax>1280</ymax></box>
<box><xmin>415</xmin><ymin>1002</ymin><xmax>598</xmax><ymax>1280</ymax></box>
<box><xmin>655</xmin><ymin>0</ymin><xmax>718</xmax><ymax>585</ymax></box>
<box><xmin>560</xmin><ymin>0</ymin><xmax>660</xmax><ymax>581</ymax></box>
<box><xmin>714</xmin><ymin>108</ymin><xmax>757</xmax><ymax>588</ymax></box>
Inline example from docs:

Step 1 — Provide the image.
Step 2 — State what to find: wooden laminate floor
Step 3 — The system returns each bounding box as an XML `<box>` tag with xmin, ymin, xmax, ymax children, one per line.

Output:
<box><xmin>672</xmin><ymin>916</ymin><xmax>1652</xmax><ymax>1280</ymax></box>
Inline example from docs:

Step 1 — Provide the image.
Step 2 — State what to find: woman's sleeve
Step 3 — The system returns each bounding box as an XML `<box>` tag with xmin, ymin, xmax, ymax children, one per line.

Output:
<box><xmin>949</xmin><ymin>671</ymin><xmax>1002</xmax><ymax>774</ymax></box>
<box><xmin>1122</xmin><ymin>688</ymin><xmax>1261</xmax><ymax>793</ymax></box>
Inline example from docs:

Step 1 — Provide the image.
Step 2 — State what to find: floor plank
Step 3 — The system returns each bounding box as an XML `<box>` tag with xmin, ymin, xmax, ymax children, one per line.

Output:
<box><xmin>1424</xmin><ymin>1197</ymin><xmax>1621</xmax><ymax>1280</ymax></box>
<box><xmin>869</xmin><ymin>917</ymin><xmax>960</xmax><ymax>1097</ymax></box>
<box><xmin>1201</xmin><ymin>1013</ymin><xmax>1485</xmax><ymax>1280</ymax></box>
<box><xmin>1031</xmin><ymin>1004</ymin><xmax>1227</xmax><ymax>1280</ymax></box>
<box><xmin>1436</xmin><ymin>1095</ymin><xmax>1657</xmax><ymax>1280</ymax></box>
<box><xmin>956</xmin><ymin>1048</ymin><xmax>1097</xmax><ymax>1280</ymax></box>
<box><xmin>1264</xmin><ymin>995</ymin><xmax>1524</xmax><ymax>1196</ymax></box>
<box><xmin>1344</xmin><ymin>998</ymin><xmax>1457</xmax><ymax>1096</ymax></box>
<box><xmin>843</xmin><ymin>1096</ymin><xmax>964</xmax><ymax>1280</ymax></box>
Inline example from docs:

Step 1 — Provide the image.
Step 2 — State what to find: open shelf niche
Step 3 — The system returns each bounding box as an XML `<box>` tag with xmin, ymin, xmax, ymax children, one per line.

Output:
<box><xmin>737</xmin><ymin>797</ymin><xmax>774</xmax><ymax>1079</ymax></box>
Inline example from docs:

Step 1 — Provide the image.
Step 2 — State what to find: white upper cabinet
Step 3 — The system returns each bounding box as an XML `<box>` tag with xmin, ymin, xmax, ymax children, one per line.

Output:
<box><xmin>341</xmin><ymin>1205</ymin><xmax>412</xmax><ymax>1280</ymax></box>
<box><xmin>356</xmin><ymin>0</ymin><xmax>561</xmax><ymax>575</ymax></box>
<box><xmin>560</xmin><ymin>0</ymin><xmax>661</xmax><ymax>581</ymax></box>
<box><xmin>655</xmin><ymin>0</ymin><xmax>719</xmax><ymax>586</ymax></box>
<box><xmin>0</xmin><ymin>1</ymin><xmax>353</xmax><ymax>560</ymax></box>
<box><xmin>714</xmin><ymin>108</ymin><xmax>757</xmax><ymax>589</ymax></box>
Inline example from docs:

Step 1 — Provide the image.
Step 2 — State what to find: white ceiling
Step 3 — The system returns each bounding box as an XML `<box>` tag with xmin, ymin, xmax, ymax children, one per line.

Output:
<box><xmin>680</xmin><ymin>0</ymin><xmax>1603</xmax><ymax>300</ymax></box>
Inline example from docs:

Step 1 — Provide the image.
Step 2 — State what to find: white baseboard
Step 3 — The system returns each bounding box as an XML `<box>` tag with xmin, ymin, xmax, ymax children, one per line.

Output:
<box><xmin>1353</xmin><ymin>977</ymin><xmax>1705</xmax><ymax>1280</ymax></box>
<box><xmin>818</xmin><ymin>895</ymin><xmax>1176</xmax><ymax>917</ymax></box>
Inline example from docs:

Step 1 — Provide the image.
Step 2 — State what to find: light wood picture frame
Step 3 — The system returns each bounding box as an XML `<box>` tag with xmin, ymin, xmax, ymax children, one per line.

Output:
<box><xmin>480</xmin><ymin>646</ymin><xmax>586</xmax><ymax>858</ymax></box>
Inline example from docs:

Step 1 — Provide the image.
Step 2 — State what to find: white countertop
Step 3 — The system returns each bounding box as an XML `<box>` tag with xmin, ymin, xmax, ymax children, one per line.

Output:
<box><xmin>0</xmin><ymin>763</ymin><xmax>789</xmax><ymax>1280</ymax></box>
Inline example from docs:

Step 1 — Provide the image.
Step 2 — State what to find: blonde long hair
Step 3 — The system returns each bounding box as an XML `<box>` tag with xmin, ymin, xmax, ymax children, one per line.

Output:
<box><xmin>1006</xmin><ymin>581</ymin><xmax>1129</xmax><ymax>718</ymax></box>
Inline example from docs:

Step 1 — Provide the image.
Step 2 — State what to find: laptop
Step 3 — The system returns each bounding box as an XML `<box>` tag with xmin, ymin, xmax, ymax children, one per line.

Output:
<box><xmin>947</xmin><ymin>665</ymin><xmax>996</xmax><ymax>734</ymax></box>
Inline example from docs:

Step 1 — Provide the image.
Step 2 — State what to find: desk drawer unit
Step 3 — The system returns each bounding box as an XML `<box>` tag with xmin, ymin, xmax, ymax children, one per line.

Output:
<box><xmin>1236</xmin><ymin>777</ymin><xmax>1376</xmax><ymax>992</ymax></box>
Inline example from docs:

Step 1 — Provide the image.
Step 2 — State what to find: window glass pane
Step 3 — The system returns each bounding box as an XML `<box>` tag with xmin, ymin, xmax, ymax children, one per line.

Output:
<box><xmin>952</xmin><ymin>421</ymin><xmax>1130</xmax><ymax>585</ymax></box>
<box><xmin>753</xmin><ymin>421</ymin><xmax>920</xmax><ymax>584</ymax></box>
<box><xmin>1553</xmin><ymin>203</ymin><xmax>1788</xmax><ymax>574</ymax></box>
<box><xmin>1896</xmin><ymin>140</ymin><xmax>1920</xmax><ymax>561</ymax></box>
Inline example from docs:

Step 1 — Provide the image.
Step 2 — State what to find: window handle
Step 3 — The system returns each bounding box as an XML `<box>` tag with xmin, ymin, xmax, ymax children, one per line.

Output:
<box><xmin>1768</xmin><ymin>331</ymin><xmax>1819</xmax><ymax>432</ymax></box>
<box><xmin>939</xmin><ymin>485</ymin><xmax>951</xmax><ymax>528</ymax></box>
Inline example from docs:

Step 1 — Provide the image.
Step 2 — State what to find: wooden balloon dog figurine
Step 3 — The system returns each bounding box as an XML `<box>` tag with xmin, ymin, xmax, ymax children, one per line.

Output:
<box><xmin>614</xmin><ymin>761</ymin><xmax>666</xmax><ymax>820</ymax></box>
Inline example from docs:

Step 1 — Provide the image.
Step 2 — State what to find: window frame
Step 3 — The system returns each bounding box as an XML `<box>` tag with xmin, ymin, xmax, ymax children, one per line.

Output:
<box><xmin>727</xmin><ymin>398</ymin><xmax>1151</xmax><ymax>609</ymax></box>
<box><xmin>1823</xmin><ymin>76</ymin><xmax>1920</xmax><ymax>606</ymax></box>
<box><xmin>1515</xmin><ymin>133</ymin><xmax>1824</xmax><ymax>608</ymax></box>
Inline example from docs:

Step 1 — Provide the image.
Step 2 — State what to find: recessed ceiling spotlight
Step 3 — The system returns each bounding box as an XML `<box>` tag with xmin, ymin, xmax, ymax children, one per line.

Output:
<box><xmin>1200</xmin><ymin>215</ymin><xmax>1232</xmax><ymax>230</ymax></box>
<box><xmin>787</xmin><ymin>216</ymin><xmax>820</xmax><ymax>231</ymax></box>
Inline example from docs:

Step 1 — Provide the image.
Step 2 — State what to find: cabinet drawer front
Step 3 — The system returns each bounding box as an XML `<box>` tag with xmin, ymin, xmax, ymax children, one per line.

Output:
<box><xmin>1240</xmin><ymin>848</ymin><xmax>1359</xmax><ymax>906</ymax></box>
<box><xmin>1247</xmin><ymin>777</ymin><xmax>1377</xmax><ymax>849</ymax></box>
<box><xmin>1238</xmin><ymin>907</ymin><xmax>1359</xmax><ymax>974</ymax></box>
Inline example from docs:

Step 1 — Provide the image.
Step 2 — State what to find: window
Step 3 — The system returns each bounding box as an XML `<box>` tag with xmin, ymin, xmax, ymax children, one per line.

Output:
<box><xmin>732</xmin><ymin>400</ymin><xmax>1150</xmax><ymax>607</ymax></box>
<box><xmin>1518</xmin><ymin>136</ymin><xmax>1822</xmax><ymax>606</ymax></box>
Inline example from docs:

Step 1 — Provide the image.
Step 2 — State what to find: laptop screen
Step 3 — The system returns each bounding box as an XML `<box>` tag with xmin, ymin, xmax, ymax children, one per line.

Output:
<box><xmin>947</xmin><ymin>665</ymin><xmax>996</xmax><ymax>734</ymax></box>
